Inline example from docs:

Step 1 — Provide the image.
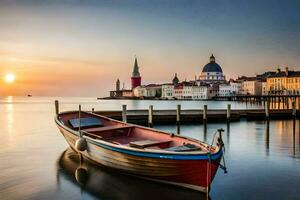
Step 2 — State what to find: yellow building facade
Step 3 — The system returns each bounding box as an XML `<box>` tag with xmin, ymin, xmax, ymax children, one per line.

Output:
<box><xmin>266</xmin><ymin>68</ymin><xmax>300</xmax><ymax>95</ymax></box>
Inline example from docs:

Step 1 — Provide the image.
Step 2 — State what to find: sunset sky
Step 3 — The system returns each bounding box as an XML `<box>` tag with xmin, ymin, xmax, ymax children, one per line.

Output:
<box><xmin>1</xmin><ymin>0</ymin><xmax>300</xmax><ymax>96</ymax></box>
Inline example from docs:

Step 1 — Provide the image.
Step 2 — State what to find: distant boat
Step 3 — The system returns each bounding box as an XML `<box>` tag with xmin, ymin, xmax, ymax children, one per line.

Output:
<box><xmin>27</xmin><ymin>94</ymin><xmax>32</xmax><ymax>97</ymax></box>
<box><xmin>55</xmin><ymin>110</ymin><xmax>226</xmax><ymax>193</ymax></box>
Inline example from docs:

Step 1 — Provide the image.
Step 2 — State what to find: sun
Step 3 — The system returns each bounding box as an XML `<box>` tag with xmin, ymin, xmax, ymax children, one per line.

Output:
<box><xmin>5</xmin><ymin>73</ymin><xmax>15</xmax><ymax>83</ymax></box>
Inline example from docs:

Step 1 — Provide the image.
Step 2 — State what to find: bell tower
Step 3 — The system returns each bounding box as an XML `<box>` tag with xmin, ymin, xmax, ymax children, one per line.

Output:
<box><xmin>131</xmin><ymin>56</ymin><xmax>141</xmax><ymax>89</ymax></box>
<box><xmin>116</xmin><ymin>78</ymin><xmax>120</xmax><ymax>91</ymax></box>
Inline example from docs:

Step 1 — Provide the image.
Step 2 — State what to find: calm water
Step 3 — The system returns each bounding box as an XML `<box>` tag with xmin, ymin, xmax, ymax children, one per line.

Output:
<box><xmin>0</xmin><ymin>97</ymin><xmax>299</xmax><ymax>200</ymax></box>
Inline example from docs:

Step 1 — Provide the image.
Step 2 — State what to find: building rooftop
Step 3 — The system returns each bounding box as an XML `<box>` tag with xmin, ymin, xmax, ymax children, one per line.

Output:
<box><xmin>268</xmin><ymin>70</ymin><xmax>300</xmax><ymax>78</ymax></box>
<box><xmin>202</xmin><ymin>54</ymin><xmax>223</xmax><ymax>73</ymax></box>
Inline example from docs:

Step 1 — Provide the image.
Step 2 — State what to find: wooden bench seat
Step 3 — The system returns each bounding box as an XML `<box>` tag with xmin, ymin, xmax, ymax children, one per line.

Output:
<box><xmin>82</xmin><ymin>131</ymin><xmax>103</xmax><ymax>139</ymax></box>
<box><xmin>82</xmin><ymin>125</ymin><xmax>133</xmax><ymax>140</ymax></box>
<box><xmin>129</xmin><ymin>140</ymin><xmax>172</xmax><ymax>149</ymax></box>
<box><xmin>83</xmin><ymin>125</ymin><xmax>132</xmax><ymax>133</ymax></box>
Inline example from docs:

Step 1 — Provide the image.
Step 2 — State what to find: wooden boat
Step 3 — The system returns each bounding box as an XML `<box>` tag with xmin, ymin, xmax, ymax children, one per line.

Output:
<box><xmin>57</xmin><ymin>148</ymin><xmax>209</xmax><ymax>200</ymax></box>
<box><xmin>55</xmin><ymin>109</ymin><xmax>226</xmax><ymax>193</ymax></box>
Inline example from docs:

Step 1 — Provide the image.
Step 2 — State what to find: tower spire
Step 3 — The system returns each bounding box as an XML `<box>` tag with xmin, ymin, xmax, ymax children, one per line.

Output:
<box><xmin>132</xmin><ymin>56</ymin><xmax>140</xmax><ymax>77</ymax></box>
<box><xmin>210</xmin><ymin>54</ymin><xmax>215</xmax><ymax>62</ymax></box>
<box><xmin>116</xmin><ymin>78</ymin><xmax>120</xmax><ymax>91</ymax></box>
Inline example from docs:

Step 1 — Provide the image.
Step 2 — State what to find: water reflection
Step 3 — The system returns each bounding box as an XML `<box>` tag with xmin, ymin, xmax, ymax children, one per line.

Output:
<box><xmin>226</xmin><ymin>122</ymin><xmax>230</xmax><ymax>145</ymax></box>
<box><xmin>57</xmin><ymin>148</ymin><xmax>209</xmax><ymax>200</ymax></box>
<box><xmin>1</xmin><ymin>97</ymin><xmax>300</xmax><ymax>200</ymax></box>
<box><xmin>265</xmin><ymin>120</ymin><xmax>270</xmax><ymax>156</ymax></box>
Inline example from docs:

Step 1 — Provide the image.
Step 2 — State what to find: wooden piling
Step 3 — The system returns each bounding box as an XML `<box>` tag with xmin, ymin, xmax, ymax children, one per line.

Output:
<box><xmin>203</xmin><ymin>105</ymin><xmax>207</xmax><ymax>123</ymax></box>
<box><xmin>265</xmin><ymin>99</ymin><xmax>270</xmax><ymax>120</ymax></box>
<box><xmin>226</xmin><ymin>104</ymin><xmax>231</xmax><ymax>122</ymax></box>
<box><xmin>55</xmin><ymin>100</ymin><xmax>59</xmax><ymax>115</ymax></box>
<box><xmin>92</xmin><ymin>108</ymin><xmax>95</xmax><ymax>113</ymax></box>
<box><xmin>122</xmin><ymin>105</ymin><xmax>127</xmax><ymax>123</ymax></box>
<box><xmin>203</xmin><ymin>123</ymin><xmax>207</xmax><ymax>142</ymax></box>
<box><xmin>148</xmin><ymin>105</ymin><xmax>153</xmax><ymax>127</ymax></box>
<box><xmin>176</xmin><ymin>124</ymin><xmax>180</xmax><ymax>135</ymax></box>
<box><xmin>176</xmin><ymin>105</ymin><xmax>181</xmax><ymax>126</ymax></box>
<box><xmin>292</xmin><ymin>101</ymin><xmax>296</xmax><ymax>118</ymax></box>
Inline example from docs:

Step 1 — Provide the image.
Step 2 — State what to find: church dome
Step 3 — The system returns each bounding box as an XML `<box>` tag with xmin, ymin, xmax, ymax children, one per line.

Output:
<box><xmin>202</xmin><ymin>54</ymin><xmax>223</xmax><ymax>73</ymax></box>
<box><xmin>172</xmin><ymin>73</ymin><xmax>179</xmax><ymax>85</ymax></box>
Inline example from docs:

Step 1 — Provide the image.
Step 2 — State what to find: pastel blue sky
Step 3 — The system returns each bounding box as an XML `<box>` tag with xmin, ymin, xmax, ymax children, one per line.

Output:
<box><xmin>0</xmin><ymin>0</ymin><xmax>300</xmax><ymax>96</ymax></box>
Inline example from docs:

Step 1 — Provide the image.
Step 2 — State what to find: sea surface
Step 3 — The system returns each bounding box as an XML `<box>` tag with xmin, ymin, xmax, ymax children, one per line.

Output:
<box><xmin>0</xmin><ymin>97</ymin><xmax>299</xmax><ymax>200</ymax></box>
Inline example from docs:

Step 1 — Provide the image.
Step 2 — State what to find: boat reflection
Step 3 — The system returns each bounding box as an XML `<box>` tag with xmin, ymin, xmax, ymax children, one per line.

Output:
<box><xmin>57</xmin><ymin>148</ymin><xmax>210</xmax><ymax>200</ymax></box>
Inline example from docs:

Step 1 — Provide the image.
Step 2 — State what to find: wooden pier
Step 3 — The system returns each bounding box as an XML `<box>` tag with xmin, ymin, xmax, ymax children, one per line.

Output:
<box><xmin>95</xmin><ymin>107</ymin><xmax>300</xmax><ymax>125</ymax></box>
<box><xmin>213</xmin><ymin>94</ymin><xmax>300</xmax><ymax>108</ymax></box>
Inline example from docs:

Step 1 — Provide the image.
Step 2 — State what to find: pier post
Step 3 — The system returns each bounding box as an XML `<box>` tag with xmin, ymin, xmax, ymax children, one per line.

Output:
<box><xmin>92</xmin><ymin>108</ymin><xmax>94</xmax><ymax>113</ymax></box>
<box><xmin>176</xmin><ymin>104</ymin><xmax>181</xmax><ymax>126</ymax></box>
<box><xmin>298</xmin><ymin>97</ymin><xmax>300</xmax><ymax>110</ymax></box>
<box><xmin>148</xmin><ymin>105</ymin><xmax>153</xmax><ymax>127</ymax></box>
<box><xmin>176</xmin><ymin>124</ymin><xmax>180</xmax><ymax>135</ymax></box>
<box><xmin>226</xmin><ymin>104</ymin><xmax>231</xmax><ymax>122</ymax></box>
<box><xmin>55</xmin><ymin>100</ymin><xmax>59</xmax><ymax>115</ymax></box>
<box><xmin>203</xmin><ymin>105</ymin><xmax>207</xmax><ymax>124</ymax></box>
<box><xmin>292</xmin><ymin>101</ymin><xmax>296</xmax><ymax>119</ymax></box>
<box><xmin>265</xmin><ymin>99</ymin><xmax>270</xmax><ymax>120</ymax></box>
<box><xmin>122</xmin><ymin>105</ymin><xmax>127</xmax><ymax>123</ymax></box>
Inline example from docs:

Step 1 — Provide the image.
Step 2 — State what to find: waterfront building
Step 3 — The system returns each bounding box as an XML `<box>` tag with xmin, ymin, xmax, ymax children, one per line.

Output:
<box><xmin>229</xmin><ymin>80</ymin><xmax>242</xmax><ymax>95</ymax></box>
<box><xmin>192</xmin><ymin>84</ymin><xmax>213</xmax><ymax>99</ymax></box>
<box><xmin>182</xmin><ymin>82</ymin><xmax>193</xmax><ymax>99</ymax></box>
<box><xmin>133</xmin><ymin>84</ymin><xmax>162</xmax><ymax>98</ymax></box>
<box><xmin>218</xmin><ymin>83</ymin><xmax>232</xmax><ymax>97</ymax></box>
<box><xmin>198</xmin><ymin>54</ymin><xmax>226</xmax><ymax>84</ymax></box>
<box><xmin>132</xmin><ymin>86</ymin><xmax>146</xmax><ymax>97</ymax></box>
<box><xmin>131</xmin><ymin>57</ymin><xmax>142</xmax><ymax>89</ymax></box>
<box><xmin>110</xmin><ymin>78</ymin><xmax>134</xmax><ymax>98</ymax></box>
<box><xmin>239</xmin><ymin>77</ymin><xmax>262</xmax><ymax>95</ymax></box>
<box><xmin>266</xmin><ymin>67</ymin><xmax>300</xmax><ymax>94</ymax></box>
<box><xmin>217</xmin><ymin>79</ymin><xmax>242</xmax><ymax>97</ymax></box>
<box><xmin>144</xmin><ymin>84</ymin><xmax>162</xmax><ymax>97</ymax></box>
<box><xmin>161</xmin><ymin>84</ymin><xmax>174</xmax><ymax>99</ymax></box>
<box><xmin>110</xmin><ymin>89</ymin><xmax>133</xmax><ymax>98</ymax></box>
<box><xmin>174</xmin><ymin>83</ymin><xmax>184</xmax><ymax>99</ymax></box>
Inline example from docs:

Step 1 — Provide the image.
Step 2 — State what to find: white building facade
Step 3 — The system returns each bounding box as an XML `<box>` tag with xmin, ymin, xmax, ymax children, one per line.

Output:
<box><xmin>218</xmin><ymin>84</ymin><xmax>232</xmax><ymax>97</ymax></box>
<box><xmin>261</xmin><ymin>82</ymin><xmax>267</xmax><ymax>95</ymax></box>
<box><xmin>161</xmin><ymin>84</ymin><xmax>174</xmax><ymax>99</ymax></box>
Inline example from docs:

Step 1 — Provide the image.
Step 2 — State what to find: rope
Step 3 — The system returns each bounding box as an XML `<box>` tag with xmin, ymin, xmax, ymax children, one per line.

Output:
<box><xmin>206</xmin><ymin>129</ymin><xmax>227</xmax><ymax>192</ymax></box>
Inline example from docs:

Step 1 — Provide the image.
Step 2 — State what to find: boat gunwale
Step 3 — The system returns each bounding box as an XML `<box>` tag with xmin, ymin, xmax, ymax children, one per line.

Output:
<box><xmin>55</xmin><ymin>110</ymin><xmax>223</xmax><ymax>159</ymax></box>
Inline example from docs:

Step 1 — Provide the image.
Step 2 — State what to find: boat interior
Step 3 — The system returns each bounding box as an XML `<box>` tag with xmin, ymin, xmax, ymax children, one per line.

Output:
<box><xmin>58</xmin><ymin>112</ymin><xmax>210</xmax><ymax>152</ymax></box>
